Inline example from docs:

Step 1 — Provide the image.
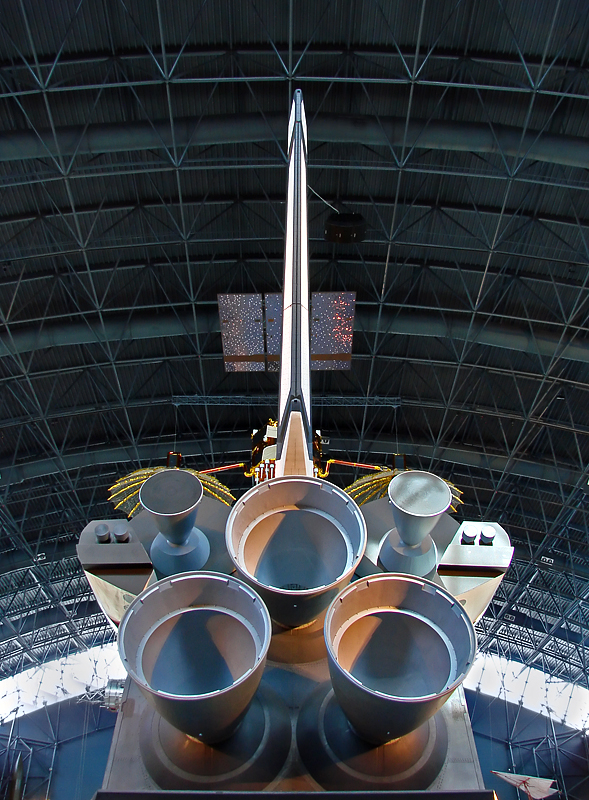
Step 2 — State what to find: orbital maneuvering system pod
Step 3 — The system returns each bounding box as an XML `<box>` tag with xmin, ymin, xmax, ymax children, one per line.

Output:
<box><xmin>90</xmin><ymin>91</ymin><xmax>510</xmax><ymax>798</ymax></box>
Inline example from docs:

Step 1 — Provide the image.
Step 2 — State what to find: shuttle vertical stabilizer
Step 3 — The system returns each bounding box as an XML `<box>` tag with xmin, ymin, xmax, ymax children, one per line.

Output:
<box><xmin>275</xmin><ymin>90</ymin><xmax>313</xmax><ymax>477</ymax></box>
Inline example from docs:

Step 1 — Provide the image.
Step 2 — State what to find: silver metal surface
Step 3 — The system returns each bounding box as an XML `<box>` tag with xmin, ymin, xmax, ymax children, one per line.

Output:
<box><xmin>139</xmin><ymin>469</ymin><xmax>203</xmax><ymax>545</ymax></box>
<box><xmin>118</xmin><ymin>571</ymin><xmax>271</xmax><ymax>744</ymax></box>
<box><xmin>480</xmin><ymin>525</ymin><xmax>496</xmax><ymax>545</ymax></box>
<box><xmin>148</xmin><ymin>530</ymin><xmax>211</xmax><ymax>577</ymax></box>
<box><xmin>140</xmin><ymin>470</ymin><xmax>210</xmax><ymax>576</ymax></box>
<box><xmin>378</xmin><ymin>527</ymin><xmax>438</xmax><ymax>578</ymax></box>
<box><xmin>112</xmin><ymin>523</ymin><xmax>131</xmax><ymax>543</ymax></box>
<box><xmin>95</xmin><ymin>523</ymin><xmax>111</xmax><ymax>543</ymax></box>
<box><xmin>357</xmin><ymin>495</ymin><xmax>460</xmax><ymax>578</ymax></box>
<box><xmin>129</xmin><ymin>498</ymin><xmax>234</xmax><ymax>576</ymax></box>
<box><xmin>438</xmin><ymin>522</ymin><xmax>514</xmax><ymax>623</ymax></box>
<box><xmin>439</xmin><ymin>522</ymin><xmax>513</xmax><ymax>574</ymax></box>
<box><xmin>387</xmin><ymin>471</ymin><xmax>453</xmax><ymax>546</ymax></box>
<box><xmin>324</xmin><ymin>573</ymin><xmax>476</xmax><ymax>743</ymax></box>
<box><xmin>104</xmin><ymin>678</ymin><xmax>127</xmax><ymax>711</ymax></box>
<box><xmin>461</xmin><ymin>523</ymin><xmax>480</xmax><ymax>545</ymax></box>
<box><xmin>225</xmin><ymin>475</ymin><xmax>367</xmax><ymax>627</ymax></box>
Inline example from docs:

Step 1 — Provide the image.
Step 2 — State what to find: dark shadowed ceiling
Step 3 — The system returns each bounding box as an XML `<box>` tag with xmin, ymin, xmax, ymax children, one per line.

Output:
<box><xmin>1</xmin><ymin>0</ymin><xmax>589</xmax><ymax>686</ymax></box>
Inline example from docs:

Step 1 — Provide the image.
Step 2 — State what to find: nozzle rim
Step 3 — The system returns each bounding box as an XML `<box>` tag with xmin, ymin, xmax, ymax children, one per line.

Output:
<box><xmin>118</xmin><ymin>571</ymin><xmax>272</xmax><ymax>701</ymax></box>
<box><xmin>225</xmin><ymin>475</ymin><xmax>367</xmax><ymax>598</ymax></box>
<box><xmin>324</xmin><ymin>573</ymin><xmax>477</xmax><ymax>703</ymax></box>
<box><xmin>387</xmin><ymin>470</ymin><xmax>452</xmax><ymax>519</ymax></box>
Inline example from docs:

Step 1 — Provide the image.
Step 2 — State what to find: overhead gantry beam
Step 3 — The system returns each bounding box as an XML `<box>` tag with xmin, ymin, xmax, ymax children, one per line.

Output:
<box><xmin>2</xmin><ymin>114</ymin><xmax>589</xmax><ymax>170</ymax></box>
<box><xmin>2</xmin><ymin>308</ymin><xmax>589</xmax><ymax>365</ymax></box>
<box><xmin>0</xmin><ymin>434</ymin><xmax>583</xmax><ymax>487</ymax></box>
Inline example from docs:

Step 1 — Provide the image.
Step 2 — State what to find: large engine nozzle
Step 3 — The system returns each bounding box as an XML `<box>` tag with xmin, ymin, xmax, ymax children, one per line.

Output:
<box><xmin>225</xmin><ymin>476</ymin><xmax>367</xmax><ymax>628</ymax></box>
<box><xmin>118</xmin><ymin>571</ymin><xmax>271</xmax><ymax>744</ymax></box>
<box><xmin>387</xmin><ymin>470</ymin><xmax>452</xmax><ymax>545</ymax></box>
<box><xmin>325</xmin><ymin>573</ymin><xmax>476</xmax><ymax>744</ymax></box>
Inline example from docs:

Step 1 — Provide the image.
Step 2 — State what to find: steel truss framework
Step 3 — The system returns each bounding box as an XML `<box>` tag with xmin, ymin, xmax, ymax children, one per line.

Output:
<box><xmin>1</xmin><ymin>0</ymin><xmax>589</xmax><ymax>687</ymax></box>
<box><xmin>0</xmin><ymin>698</ymin><xmax>116</xmax><ymax>798</ymax></box>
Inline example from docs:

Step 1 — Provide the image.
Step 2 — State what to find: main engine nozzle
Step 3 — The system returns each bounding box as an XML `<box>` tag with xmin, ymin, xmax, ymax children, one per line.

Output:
<box><xmin>325</xmin><ymin>573</ymin><xmax>476</xmax><ymax>743</ymax></box>
<box><xmin>118</xmin><ymin>571</ymin><xmax>271</xmax><ymax>743</ymax></box>
<box><xmin>226</xmin><ymin>476</ymin><xmax>366</xmax><ymax>628</ymax></box>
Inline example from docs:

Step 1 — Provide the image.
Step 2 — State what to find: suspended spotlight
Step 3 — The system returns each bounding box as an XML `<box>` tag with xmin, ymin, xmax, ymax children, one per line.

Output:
<box><xmin>324</xmin><ymin>211</ymin><xmax>367</xmax><ymax>243</ymax></box>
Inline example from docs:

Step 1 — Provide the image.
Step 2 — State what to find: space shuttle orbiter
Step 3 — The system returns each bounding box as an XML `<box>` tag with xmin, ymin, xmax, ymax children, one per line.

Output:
<box><xmin>90</xmin><ymin>91</ymin><xmax>506</xmax><ymax>797</ymax></box>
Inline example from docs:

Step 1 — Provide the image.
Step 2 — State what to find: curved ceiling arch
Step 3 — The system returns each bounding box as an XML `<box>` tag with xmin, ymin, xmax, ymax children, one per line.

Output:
<box><xmin>2</xmin><ymin>307</ymin><xmax>589</xmax><ymax>363</ymax></box>
<box><xmin>2</xmin><ymin>113</ymin><xmax>589</xmax><ymax>169</ymax></box>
